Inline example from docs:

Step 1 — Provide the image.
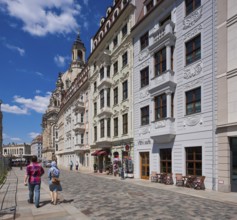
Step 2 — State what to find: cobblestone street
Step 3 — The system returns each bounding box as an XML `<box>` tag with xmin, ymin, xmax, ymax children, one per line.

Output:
<box><xmin>43</xmin><ymin>170</ymin><xmax>237</xmax><ymax>220</ymax></box>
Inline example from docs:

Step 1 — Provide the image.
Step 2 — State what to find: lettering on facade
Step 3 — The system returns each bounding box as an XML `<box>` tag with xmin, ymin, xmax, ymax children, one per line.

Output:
<box><xmin>183</xmin><ymin>7</ymin><xmax>202</xmax><ymax>29</ymax></box>
<box><xmin>184</xmin><ymin>62</ymin><xmax>202</xmax><ymax>79</ymax></box>
<box><xmin>137</xmin><ymin>139</ymin><xmax>151</xmax><ymax>145</ymax></box>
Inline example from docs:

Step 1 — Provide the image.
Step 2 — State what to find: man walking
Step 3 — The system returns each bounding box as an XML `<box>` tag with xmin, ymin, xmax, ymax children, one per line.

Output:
<box><xmin>24</xmin><ymin>155</ymin><xmax>45</xmax><ymax>208</ymax></box>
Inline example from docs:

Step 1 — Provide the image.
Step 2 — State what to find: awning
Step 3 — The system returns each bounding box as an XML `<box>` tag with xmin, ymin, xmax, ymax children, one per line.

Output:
<box><xmin>91</xmin><ymin>150</ymin><xmax>100</xmax><ymax>156</ymax></box>
<box><xmin>97</xmin><ymin>150</ymin><xmax>108</xmax><ymax>156</ymax></box>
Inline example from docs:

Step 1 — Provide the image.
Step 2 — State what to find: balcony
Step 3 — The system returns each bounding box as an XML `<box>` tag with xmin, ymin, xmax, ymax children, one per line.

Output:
<box><xmin>97</xmin><ymin>106</ymin><xmax>113</xmax><ymax>118</ymax></box>
<box><xmin>73</xmin><ymin>122</ymin><xmax>85</xmax><ymax>132</ymax></box>
<box><xmin>150</xmin><ymin>118</ymin><xmax>176</xmax><ymax>143</ymax></box>
<box><xmin>97</xmin><ymin>77</ymin><xmax>113</xmax><ymax>90</ymax></box>
<box><xmin>96</xmin><ymin>137</ymin><xmax>112</xmax><ymax>146</ymax></box>
<box><xmin>149</xmin><ymin>70</ymin><xmax>176</xmax><ymax>94</ymax></box>
<box><xmin>73</xmin><ymin>100</ymin><xmax>85</xmax><ymax>111</ymax></box>
<box><xmin>149</xmin><ymin>21</ymin><xmax>175</xmax><ymax>52</ymax></box>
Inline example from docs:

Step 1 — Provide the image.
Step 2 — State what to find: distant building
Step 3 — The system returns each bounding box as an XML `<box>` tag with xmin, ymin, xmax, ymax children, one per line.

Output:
<box><xmin>2</xmin><ymin>143</ymin><xmax>31</xmax><ymax>158</ymax></box>
<box><xmin>31</xmin><ymin>135</ymin><xmax>43</xmax><ymax>161</ymax></box>
<box><xmin>0</xmin><ymin>100</ymin><xmax>2</xmax><ymax>156</ymax></box>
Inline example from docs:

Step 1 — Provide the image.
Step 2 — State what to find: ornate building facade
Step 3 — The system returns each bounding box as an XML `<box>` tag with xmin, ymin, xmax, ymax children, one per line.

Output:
<box><xmin>132</xmin><ymin>0</ymin><xmax>217</xmax><ymax>190</ymax></box>
<box><xmin>88</xmin><ymin>0</ymin><xmax>135</xmax><ymax>173</ymax></box>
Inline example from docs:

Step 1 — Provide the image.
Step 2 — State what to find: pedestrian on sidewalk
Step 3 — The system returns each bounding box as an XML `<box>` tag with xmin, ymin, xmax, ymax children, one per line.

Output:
<box><xmin>48</xmin><ymin>161</ymin><xmax>62</xmax><ymax>205</ymax></box>
<box><xmin>75</xmin><ymin>161</ymin><xmax>79</xmax><ymax>171</ymax></box>
<box><xmin>24</xmin><ymin>155</ymin><xmax>45</xmax><ymax>208</ymax></box>
<box><xmin>69</xmin><ymin>160</ymin><xmax>73</xmax><ymax>171</ymax></box>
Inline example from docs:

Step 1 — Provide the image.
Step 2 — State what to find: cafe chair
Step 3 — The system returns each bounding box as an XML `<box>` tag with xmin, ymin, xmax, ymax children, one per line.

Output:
<box><xmin>175</xmin><ymin>173</ymin><xmax>184</xmax><ymax>186</ymax></box>
<box><xmin>150</xmin><ymin>171</ymin><xmax>158</xmax><ymax>182</ymax></box>
<box><xmin>165</xmin><ymin>173</ymin><xmax>173</xmax><ymax>185</ymax></box>
<box><xmin>193</xmin><ymin>176</ymin><xmax>206</xmax><ymax>190</ymax></box>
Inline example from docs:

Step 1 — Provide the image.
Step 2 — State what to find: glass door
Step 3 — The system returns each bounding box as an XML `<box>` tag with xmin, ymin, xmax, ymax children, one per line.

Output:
<box><xmin>230</xmin><ymin>137</ymin><xmax>237</xmax><ymax>192</ymax></box>
<box><xmin>140</xmin><ymin>152</ymin><xmax>150</xmax><ymax>180</ymax></box>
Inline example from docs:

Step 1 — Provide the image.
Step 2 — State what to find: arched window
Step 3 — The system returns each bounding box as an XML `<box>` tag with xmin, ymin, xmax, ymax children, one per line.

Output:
<box><xmin>77</xmin><ymin>50</ymin><xmax>83</xmax><ymax>60</ymax></box>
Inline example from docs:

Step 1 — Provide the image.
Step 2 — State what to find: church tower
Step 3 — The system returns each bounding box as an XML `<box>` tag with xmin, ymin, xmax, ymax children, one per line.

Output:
<box><xmin>71</xmin><ymin>31</ymin><xmax>86</xmax><ymax>70</ymax></box>
<box><xmin>0</xmin><ymin>100</ymin><xmax>3</xmax><ymax>156</ymax></box>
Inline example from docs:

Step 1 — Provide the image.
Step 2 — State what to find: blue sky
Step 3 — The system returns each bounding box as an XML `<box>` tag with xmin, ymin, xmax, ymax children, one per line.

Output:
<box><xmin>0</xmin><ymin>0</ymin><xmax>112</xmax><ymax>145</ymax></box>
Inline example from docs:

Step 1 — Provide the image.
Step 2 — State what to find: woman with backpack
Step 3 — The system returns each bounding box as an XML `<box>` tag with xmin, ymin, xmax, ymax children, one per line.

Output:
<box><xmin>48</xmin><ymin>161</ymin><xmax>62</xmax><ymax>205</ymax></box>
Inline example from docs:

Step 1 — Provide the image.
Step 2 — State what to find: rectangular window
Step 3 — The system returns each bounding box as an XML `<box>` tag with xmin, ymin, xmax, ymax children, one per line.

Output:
<box><xmin>140</xmin><ymin>66</ymin><xmax>149</xmax><ymax>88</ymax></box>
<box><xmin>186</xmin><ymin>87</ymin><xmax>201</xmax><ymax>115</ymax></box>
<box><xmin>81</xmin><ymin>133</ymin><xmax>84</xmax><ymax>144</ymax></box>
<box><xmin>114</xmin><ymin>87</ymin><xmax>118</xmax><ymax>105</ymax></box>
<box><xmin>141</xmin><ymin>106</ymin><xmax>149</xmax><ymax>125</ymax></box>
<box><xmin>154</xmin><ymin>47</ymin><xmax>166</xmax><ymax>76</ymax></box>
<box><xmin>171</xmin><ymin>93</ymin><xmax>174</xmax><ymax>118</ymax></box>
<box><xmin>113</xmin><ymin>61</ymin><xmax>118</xmax><ymax>75</ymax></box>
<box><xmin>122</xmin><ymin>23</ymin><xmax>127</xmax><ymax>38</ymax></box>
<box><xmin>94</xmin><ymin>102</ymin><xmax>97</xmax><ymax>116</ymax></box>
<box><xmin>81</xmin><ymin>113</ymin><xmax>84</xmax><ymax>123</ymax></box>
<box><xmin>113</xmin><ymin>36</ymin><xmax>118</xmax><ymax>48</ymax></box>
<box><xmin>160</xmin><ymin>14</ymin><xmax>171</xmax><ymax>26</ymax></box>
<box><xmin>94</xmin><ymin>81</ymin><xmax>97</xmax><ymax>92</ymax></box>
<box><xmin>185</xmin><ymin>0</ymin><xmax>201</xmax><ymax>16</ymax></box>
<box><xmin>160</xmin><ymin>148</ymin><xmax>172</xmax><ymax>173</ymax></box>
<box><xmin>155</xmin><ymin>94</ymin><xmax>167</xmax><ymax>120</ymax></box>
<box><xmin>86</xmin><ymin>110</ymin><xmax>88</xmax><ymax>122</ymax></box>
<box><xmin>86</xmin><ymin>132</ymin><xmax>88</xmax><ymax>144</ymax></box>
<box><xmin>114</xmin><ymin>117</ymin><xmax>118</xmax><ymax>137</ymax></box>
<box><xmin>140</xmin><ymin>32</ymin><xmax>149</xmax><ymax>50</ymax></box>
<box><xmin>122</xmin><ymin>51</ymin><xmax>128</xmax><ymax>67</ymax></box>
<box><xmin>100</xmin><ymin>67</ymin><xmax>104</xmax><ymax>80</ymax></box>
<box><xmin>123</xmin><ymin>113</ymin><xmax>128</xmax><ymax>134</ymax></box>
<box><xmin>107</xmin><ymin>118</ymin><xmax>111</xmax><ymax>137</ymax></box>
<box><xmin>186</xmin><ymin>147</ymin><xmax>202</xmax><ymax>175</ymax></box>
<box><xmin>122</xmin><ymin>80</ymin><xmax>128</xmax><ymax>100</ymax></box>
<box><xmin>107</xmin><ymin>65</ymin><xmax>110</xmax><ymax>78</ymax></box>
<box><xmin>100</xmin><ymin>89</ymin><xmax>104</xmax><ymax>109</ymax></box>
<box><xmin>94</xmin><ymin>126</ymin><xmax>97</xmax><ymax>142</ymax></box>
<box><xmin>100</xmin><ymin>119</ymin><xmax>104</xmax><ymax>138</ymax></box>
<box><xmin>186</xmin><ymin>34</ymin><xmax>201</xmax><ymax>65</ymax></box>
<box><xmin>107</xmin><ymin>88</ymin><xmax>110</xmax><ymax>107</ymax></box>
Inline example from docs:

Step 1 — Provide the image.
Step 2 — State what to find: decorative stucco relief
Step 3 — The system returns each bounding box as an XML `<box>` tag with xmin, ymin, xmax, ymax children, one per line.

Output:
<box><xmin>184</xmin><ymin>61</ymin><xmax>202</xmax><ymax>79</ymax></box>
<box><xmin>138</xmin><ymin>48</ymin><xmax>149</xmax><ymax>61</ymax></box>
<box><xmin>120</xmin><ymin>72</ymin><xmax>129</xmax><ymax>82</ymax></box>
<box><xmin>183</xmin><ymin>24</ymin><xmax>202</xmax><ymax>41</ymax></box>
<box><xmin>120</xmin><ymin>105</ymin><xmax>129</xmax><ymax>114</ymax></box>
<box><xmin>113</xmin><ymin>109</ymin><xmax>119</xmax><ymax>117</ymax></box>
<box><xmin>112</xmin><ymin>79</ymin><xmax>119</xmax><ymax>88</ymax></box>
<box><xmin>184</xmin><ymin>77</ymin><xmax>203</xmax><ymax>90</ymax></box>
<box><xmin>154</xmin><ymin>120</ymin><xmax>166</xmax><ymax>129</ymax></box>
<box><xmin>140</xmin><ymin>89</ymin><xmax>149</xmax><ymax>100</ymax></box>
<box><xmin>183</xmin><ymin>7</ymin><xmax>202</xmax><ymax>30</ymax></box>
<box><xmin>139</xmin><ymin>127</ymin><xmax>150</xmax><ymax>136</ymax></box>
<box><xmin>183</xmin><ymin>114</ymin><xmax>203</xmax><ymax>127</ymax></box>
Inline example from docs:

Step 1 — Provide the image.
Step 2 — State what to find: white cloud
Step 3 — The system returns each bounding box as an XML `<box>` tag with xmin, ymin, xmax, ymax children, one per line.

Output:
<box><xmin>1</xmin><ymin>103</ymin><xmax>28</xmax><ymax>114</ymax></box>
<box><xmin>0</xmin><ymin>0</ymin><xmax>82</xmax><ymax>36</ymax></box>
<box><xmin>11</xmin><ymin>137</ymin><xmax>22</xmax><ymax>142</ymax></box>
<box><xmin>35</xmin><ymin>90</ymin><xmax>41</xmax><ymax>94</ymax></box>
<box><xmin>54</xmin><ymin>54</ymin><xmax>69</xmax><ymax>67</ymax></box>
<box><xmin>1</xmin><ymin>92</ymin><xmax>51</xmax><ymax>114</ymax></box>
<box><xmin>5</xmin><ymin>43</ymin><xmax>25</xmax><ymax>56</ymax></box>
<box><xmin>35</xmin><ymin>71</ymin><xmax>43</xmax><ymax>77</ymax></box>
<box><xmin>28</xmin><ymin>132</ymin><xmax>40</xmax><ymax>139</ymax></box>
<box><xmin>83</xmin><ymin>21</ymin><xmax>89</xmax><ymax>30</ymax></box>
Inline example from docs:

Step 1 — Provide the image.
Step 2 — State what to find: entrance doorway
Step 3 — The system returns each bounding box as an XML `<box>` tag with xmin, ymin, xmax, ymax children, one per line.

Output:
<box><xmin>140</xmin><ymin>152</ymin><xmax>149</xmax><ymax>180</ymax></box>
<box><xmin>230</xmin><ymin>137</ymin><xmax>237</xmax><ymax>192</ymax></box>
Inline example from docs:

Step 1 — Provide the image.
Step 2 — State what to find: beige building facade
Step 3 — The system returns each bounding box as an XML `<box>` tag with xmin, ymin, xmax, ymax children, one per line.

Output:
<box><xmin>0</xmin><ymin>100</ymin><xmax>2</xmax><ymax>156</ymax></box>
<box><xmin>88</xmin><ymin>0</ymin><xmax>135</xmax><ymax>174</ymax></box>
<box><xmin>216</xmin><ymin>0</ymin><xmax>237</xmax><ymax>192</ymax></box>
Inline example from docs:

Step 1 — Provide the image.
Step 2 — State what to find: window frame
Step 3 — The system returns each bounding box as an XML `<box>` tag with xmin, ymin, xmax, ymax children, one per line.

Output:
<box><xmin>154</xmin><ymin>47</ymin><xmax>166</xmax><ymax>76</ymax></box>
<box><xmin>141</xmin><ymin>106</ymin><xmax>149</xmax><ymax>126</ymax></box>
<box><xmin>113</xmin><ymin>61</ymin><xmax>118</xmax><ymax>75</ymax></box>
<box><xmin>186</xmin><ymin>146</ymin><xmax>202</xmax><ymax>176</ymax></box>
<box><xmin>122</xmin><ymin>23</ymin><xmax>128</xmax><ymax>38</ymax></box>
<box><xmin>94</xmin><ymin>102</ymin><xmax>97</xmax><ymax>116</ymax></box>
<box><xmin>160</xmin><ymin>148</ymin><xmax>172</xmax><ymax>174</ymax></box>
<box><xmin>154</xmin><ymin>93</ymin><xmax>167</xmax><ymax>120</ymax></box>
<box><xmin>140</xmin><ymin>32</ymin><xmax>149</xmax><ymax>51</ymax></box>
<box><xmin>114</xmin><ymin>117</ymin><xmax>118</xmax><ymax>137</ymax></box>
<box><xmin>100</xmin><ymin>67</ymin><xmax>104</xmax><ymax>80</ymax></box>
<box><xmin>94</xmin><ymin>126</ymin><xmax>97</xmax><ymax>142</ymax></box>
<box><xmin>100</xmin><ymin>89</ymin><xmax>104</xmax><ymax>109</ymax></box>
<box><xmin>122</xmin><ymin>80</ymin><xmax>128</xmax><ymax>100</ymax></box>
<box><xmin>185</xmin><ymin>0</ymin><xmax>201</xmax><ymax>16</ymax></box>
<box><xmin>140</xmin><ymin>66</ymin><xmax>149</xmax><ymax>88</ymax></box>
<box><xmin>185</xmin><ymin>34</ymin><xmax>201</xmax><ymax>65</ymax></box>
<box><xmin>185</xmin><ymin>87</ymin><xmax>201</xmax><ymax>115</ymax></box>
<box><xmin>123</xmin><ymin>113</ymin><xmax>128</xmax><ymax>134</ymax></box>
<box><xmin>114</xmin><ymin>87</ymin><xmax>118</xmax><ymax>105</ymax></box>
<box><xmin>122</xmin><ymin>51</ymin><xmax>128</xmax><ymax>67</ymax></box>
<box><xmin>107</xmin><ymin>118</ymin><xmax>111</xmax><ymax>137</ymax></box>
<box><xmin>100</xmin><ymin>119</ymin><xmax>105</xmax><ymax>138</ymax></box>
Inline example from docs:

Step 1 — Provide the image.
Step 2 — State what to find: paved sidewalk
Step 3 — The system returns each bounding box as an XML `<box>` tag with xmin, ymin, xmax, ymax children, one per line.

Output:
<box><xmin>1</xmin><ymin>167</ymin><xmax>89</xmax><ymax>220</ymax></box>
<box><xmin>81</xmin><ymin>169</ymin><xmax>237</xmax><ymax>205</ymax></box>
